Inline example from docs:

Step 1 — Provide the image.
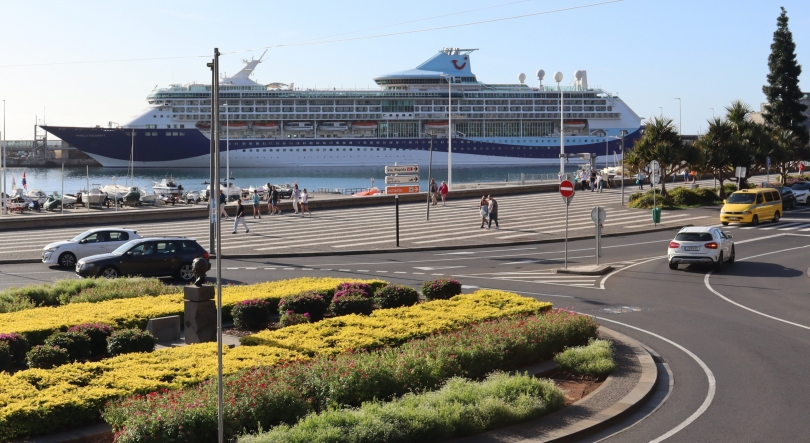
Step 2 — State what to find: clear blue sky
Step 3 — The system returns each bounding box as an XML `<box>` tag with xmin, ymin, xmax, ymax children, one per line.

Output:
<box><xmin>0</xmin><ymin>0</ymin><xmax>807</xmax><ymax>140</ymax></box>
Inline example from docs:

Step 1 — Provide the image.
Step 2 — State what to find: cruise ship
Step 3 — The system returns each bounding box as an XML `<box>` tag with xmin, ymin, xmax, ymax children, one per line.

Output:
<box><xmin>43</xmin><ymin>48</ymin><xmax>642</xmax><ymax>168</ymax></box>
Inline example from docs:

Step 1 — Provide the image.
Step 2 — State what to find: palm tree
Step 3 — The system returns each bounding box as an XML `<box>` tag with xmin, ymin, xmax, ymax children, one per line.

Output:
<box><xmin>631</xmin><ymin>116</ymin><xmax>695</xmax><ymax>195</ymax></box>
<box><xmin>694</xmin><ymin>118</ymin><xmax>735</xmax><ymax>198</ymax></box>
<box><xmin>725</xmin><ymin>100</ymin><xmax>770</xmax><ymax>188</ymax></box>
<box><xmin>770</xmin><ymin>128</ymin><xmax>802</xmax><ymax>185</ymax></box>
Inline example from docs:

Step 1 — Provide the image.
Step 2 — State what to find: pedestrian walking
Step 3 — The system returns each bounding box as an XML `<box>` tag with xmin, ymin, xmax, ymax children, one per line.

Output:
<box><xmin>430</xmin><ymin>178</ymin><xmax>439</xmax><ymax>205</ymax></box>
<box><xmin>439</xmin><ymin>181</ymin><xmax>449</xmax><ymax>206</ymax></box>
<box><xmin>690</xmin><ymin>170</ymin><xmax>697</xmax><ymax>183</ymax></box>
<box><xmin>270</xmin><ymin>186</ymin><xmax>281</xmax><ymax>215</ymax></box>
<box><xmin>251</xmin><ymin>189</ymin><xmax>261</xmax><ymax>219</ymax></box>
<box><xmin>219</xmin><ymin>189</ymin><xmax>229</xmax><ymax>219</ymax></box>
<box><xmin>291</xmin><ymin>184</ymin><xmax>301</xmax><ymax>214</ymax></box>
<box><xmin>487</xmin><ymin>195</ymin><xmax>499</xmax><ymax>229</ymax></box>
<box><xmin>590</xmin><ymin>170</ymin><xmax>597</xmax><ymax>192</ymax></box>
<box><xmin>479</xmin><ymin>195</ymin><xmax>489</xmax><ymax>228</ymax></box>
<box><xmin>232</xmin><ymin>199</ymin><xmax>249</xmax><ymax>234</ymax></box>
<box><xmin>683</xmin><ymin>169</ymin><xmax>689</xmax><ymax>183</ymax></box>
<box><xmin>637</xmin><ymin>172</ymin><xmax>644</xmax><ymax>190</ymax></box>
<box><xmin>596</xmin><ymin>171</ymin><xmax>604</xmax><ymax>193</ymax></box>
<box><xmin>580</xmin><ymin>170</ymin><xmax>588</xmax><ymax>191</ymax></box>
<box><xmin>300</xmin><ymin>188</ymin><xmax>311</xmax><ymax>217</ymax></box>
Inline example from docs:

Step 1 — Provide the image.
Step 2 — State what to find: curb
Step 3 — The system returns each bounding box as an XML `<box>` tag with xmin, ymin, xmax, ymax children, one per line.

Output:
<box><xmin>1</xmin><ymin>224</ymin><xmax>686</xmax><ymax>265</ymax></box>
<box><xmin>554</xmin><ymin>264</ymin><xmax>614</xmax><ymax>275</ymax></box>
<box><xmin>453</xmin><ymin>325</ymin><xmax>658</xmax><ymax>443</ymax></box>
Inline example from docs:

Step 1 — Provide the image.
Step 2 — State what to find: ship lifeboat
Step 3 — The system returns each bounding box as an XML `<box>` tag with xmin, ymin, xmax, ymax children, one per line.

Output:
<box><xmin>319</xmin><ymin>121</ymin><xmax>349</xmax><ymax>131</ymax></box>
<box><xmin>354</xmin><ymin>187</ymin><xmax>380</xmax><ymax>197</ymax></box>
<box><xmin>351</xmin><ymin>121</ymin><xmax>378</xmax><ymax>131</ymax></box>
<box><xmin>563</xmin><ymin>120</ymin><xmax>587</xmax><ymax>129</ymax></box>
<box><xmin>222</xmin><ymin>122</ymin><xmax>248</xmax><ymax>131</ymax></box>
<box><xmin>253</xmin><ymin>122</ymin><xmax>280</xmax><ymax>131</ymax></box>
<box><xmin>424</xmin><ymin>121</ymin><xmax>449</xmax><ymax>130</ymax></box>
<box><xmin>196</xmin><ymin>122</ymin><xmax>211</xmax><ymax>130</ymax></box>
<box><xmin>285</xmin><ymin>121</ymin><xmax>314</xmax><ymax>131</ymax></box>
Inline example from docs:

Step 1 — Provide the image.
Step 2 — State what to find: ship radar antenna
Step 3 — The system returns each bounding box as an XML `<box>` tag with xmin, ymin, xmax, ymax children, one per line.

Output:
<box><xmin>517</xmin><ymin>73</ymin><xmax>526</xmax><ymax>84</ymax></box>
<box><xmin>536</xmin><ymin>70</ymin><xmax>545</xmax><ymax>87</ymax></box>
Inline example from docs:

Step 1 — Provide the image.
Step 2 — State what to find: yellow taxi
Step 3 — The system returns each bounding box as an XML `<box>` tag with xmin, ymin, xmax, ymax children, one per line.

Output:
<box><xmin>720</xmin><ymin>188</ymin><xmax>782</xmax><ymax>226</ymax></box>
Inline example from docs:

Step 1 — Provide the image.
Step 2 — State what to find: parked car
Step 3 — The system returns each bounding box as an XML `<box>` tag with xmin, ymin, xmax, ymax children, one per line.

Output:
<box><xmin>789</xmin><ymin>182</ymin><xmax>810</xmax><ymax>205</ymax></box>
<box><xmin>75</xmin><ymin>237</ymin><xmax>209</xmax><ymax>281</ymax></box>
<box><xmin>42</xmin><ymin>228</ymin><xmax>141</xmax><ymax>268</ymax></box>
<box><xmin>667</xmin><ymin>226</ymin><xmax>735</xmax><ymax>271</ymax></box>
<box><xmin>773</xmin><ymin>186</ymin><xmax>797</xmax><ymax>210</ymax></box>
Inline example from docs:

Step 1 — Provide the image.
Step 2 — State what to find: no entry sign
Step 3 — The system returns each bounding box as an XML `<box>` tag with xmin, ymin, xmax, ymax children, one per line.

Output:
<box><xmin>559</xmin><ymin>180</ymin><xmax>575</xmax><ymax>199</ymax></box>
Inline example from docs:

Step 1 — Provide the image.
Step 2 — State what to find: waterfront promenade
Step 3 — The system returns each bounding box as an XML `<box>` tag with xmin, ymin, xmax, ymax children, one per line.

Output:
<box><xmin>0</xmin><ymin>175</ymin><xmax>776</xmax><ymax>262</ymax></box>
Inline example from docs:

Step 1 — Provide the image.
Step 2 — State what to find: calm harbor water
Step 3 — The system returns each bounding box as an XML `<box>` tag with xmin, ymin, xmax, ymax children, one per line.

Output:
<box><xmin>1</xmin><ymin>164</ymin><xmax>583</xmax><ymax>195</ymax></box>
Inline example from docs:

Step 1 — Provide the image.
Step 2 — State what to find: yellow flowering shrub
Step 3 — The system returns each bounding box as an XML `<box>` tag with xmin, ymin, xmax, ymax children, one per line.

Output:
<box><xmin>0</xmin><ymin>278</ymin><xmax>384</xmax><ymax>344</ymax></box>
<box><xmin>0</xmin><ymin>342</ymin><xmax>305</xmax><ymax>441</ymax></box>
<box><xmin>242</xmin><ymin>290</ymin><xmax>552</xmax><ymax>355</ymax></box>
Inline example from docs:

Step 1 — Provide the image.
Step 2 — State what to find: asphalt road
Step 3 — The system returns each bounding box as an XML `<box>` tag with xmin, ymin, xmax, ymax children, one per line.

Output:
<box><xmin>2</xmin><ymin>210</ymin><xmax>810</xmax><ymax>441</ymax></box>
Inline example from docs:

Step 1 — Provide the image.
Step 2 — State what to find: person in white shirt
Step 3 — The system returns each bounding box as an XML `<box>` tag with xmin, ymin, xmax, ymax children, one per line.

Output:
<box><xmin>291</xmin><ymin>184</ymin><xmax>301</xmax><ymax>214</ymax></box>
<box><xmin>300</xmin><ymin>188</ymin><xmax>311</xmax><ymax>217</ymax></box>
<box><xmin>596</xmin><ymin>172</ymin><xmax>604</xmax><ymax>193</ymax></box>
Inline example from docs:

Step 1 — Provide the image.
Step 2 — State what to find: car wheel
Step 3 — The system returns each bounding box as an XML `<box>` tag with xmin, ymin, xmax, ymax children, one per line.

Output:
<box><xmin>669</xmin><ymin>262</ymin><xmax>678</xmax><ymax>270</ymax></box>
<box><xmin>728</xmin><ymin>246</ymin><xmax>735</xmax><ymax>264</ymax></box>
<box><xmin>714</xmin><ymin>252</ymin><xmax>724</xmax><ymax>272</ymax></box>
<box><xmin>100</xmin><ymin>266</ymin><xmax>119</xmax><ymax>279</ymax></box>
<box><xmin>177</xmin><ymin>263</ymin><xmax>195</xmax><ymax>281</ymax></box>
<box><xmin>773</xmin><ymin>211</ymin><xmax>780</xmax><ymax>223</ymax></box>
<box><xmin>790</xmin><ymin>201</ymin><xmax>796</xmax><ymax>210</ymax></box>
<box><xmin>58</xmin><ymin>252</ymin><xmax>77</xmax><ymax>268</ymax></box>
<box><xmin>751</xmin><ymin>215</ymin><xmax>759</xmax><ymax>226</ymax></box>
<box><xmin>722</xmin><ymin>222</ymin><xmax>729</xmax><ymax>226</ymax></box>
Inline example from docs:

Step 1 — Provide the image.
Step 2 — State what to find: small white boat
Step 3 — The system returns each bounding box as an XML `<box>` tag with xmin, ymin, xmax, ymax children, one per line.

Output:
<box><xmin>206</xmin><ymin>181</ymin><xmax>242</xmax><ymax>201</ymax></box>
<box><xmin>222</xmin><ymin>122</ymin><xmax>248</xmax><ymax>132</ymax></box>
<box><xmin>184</xmin><ymin>190</ymin><xmax>201</xmax><ymax>204</ymax></box>
<box><xmin>25</xmin><ymin>189</ymin><xmax>49</xmax><ymax>204</ymax></box>
<box><xmin>284</xmin><ymin>121</ymin><xmax>313</xmax><ymax>132</ymax></box>
<box><xmin>138</xmin><ymin>188</ymin><xmax>157</xmax><ymax>205</ymax></box>
<box><xmin>153</xmin><ymin>176</ymin><xmax>183</xmax><ymax>195</ymax></box>
<box><xmin>102</xmin><ymin>184</ymin><xmax>130</xmax><ymax>201</ymax></box>
<box><xmin>564</xmin><ymin>119</ymin><xmax>587</xmax><ymax>129</ymax></box>
<box><xmin>56</xmin><ymin>192</ymin><xmax>77</xmax><ymax>207</ymax></box>
<box><xmin>247</xmin><ymin>185</ymin><xmax>267</xmax><ymax>199</ymax></box>
<box><xmin>319</xmin><ymin>121</ymin><xmax>348</xmax><ymax>131</ymax></box>
<box><xmin>83</xmin><ymin>185</ymin><xmax>108</xmax><ymax>208</ymax></box>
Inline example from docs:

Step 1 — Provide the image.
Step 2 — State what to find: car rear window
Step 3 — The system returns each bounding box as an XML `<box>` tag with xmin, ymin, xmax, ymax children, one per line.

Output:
<box><xmin>791</xmin><ymin>183</ymin><xmax>810</xmax><ymax>190</ymax></box>
<box><xmin>109</xmin><ymin>231</ymin><xmax>129</xmax><ymax>241</ymax></box>
<box><xmin>675</xmin><ymin>233</ymin><xmax>713</xmax><ymax>242</ymax></box>
<box><xmin>177</xmin><ymin>241</ymin><xmax>201</xmax><ymax>252</ymax></box>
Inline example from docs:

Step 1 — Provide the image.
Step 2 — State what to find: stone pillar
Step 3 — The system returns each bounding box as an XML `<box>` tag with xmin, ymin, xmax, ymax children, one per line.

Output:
<box><xmin>184</xmin><ymin>286</ymin><xmax>216</xmax><ymax>343</ymax></box>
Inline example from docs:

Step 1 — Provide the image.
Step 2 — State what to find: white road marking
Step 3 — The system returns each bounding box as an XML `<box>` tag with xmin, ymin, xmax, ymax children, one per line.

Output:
<box><xmin>376</xmin><ymin>270</ymin><xmax>388</xmax><ymax>273</ymax></box>
<box><xmin>590</xmin><ymin>315</ymin><xmax>716</xmax><ymax>443</ymax></box>
<box><xmin>599</xmin><ymin>256</ymin><xmax>665</xmax><ymax>290</ymax></box>
<box><xmin>412</xmin><ymin>266</ymin><xmax>466</xmax><ymax>270</ymax></box>
<box><xmin>704</xmin><ymin>244</ymin><xmax>810</xmax><ymax>331</ymax></box>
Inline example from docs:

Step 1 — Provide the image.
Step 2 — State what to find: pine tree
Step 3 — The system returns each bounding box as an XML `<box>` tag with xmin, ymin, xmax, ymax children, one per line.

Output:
<box><xmin>762</xmin><ymin>7</ymin><xmax>808</xmax><ymax>145</ymax></box>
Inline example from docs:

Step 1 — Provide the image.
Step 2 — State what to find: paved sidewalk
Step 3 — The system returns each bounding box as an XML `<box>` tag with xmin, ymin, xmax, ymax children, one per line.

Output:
<box><xmin>0</xmin><ymin>175</ymin><xmax>776</xmax><ymax>263</ymax></box>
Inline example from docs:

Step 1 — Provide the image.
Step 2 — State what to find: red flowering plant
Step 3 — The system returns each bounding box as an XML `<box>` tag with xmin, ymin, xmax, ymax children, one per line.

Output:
<box><xmin>279</xmin><ymin>311</ymin><xmax>311</xmax><ymax>328</ymax></box>
<box><xmin>373</xmin><ymin>284</ymin><xmax>420</xmax><ymax>309</ymax></box>
<box><xmin>103</xmin><ymin>309</ymin><xmax>598</xmax><ymax>443</ymax></box>
<box><xmin>278</xmin><ymin>291</ymin><xmax>329</xmax><ymax>321</ymax></box>
<box><xmin>335</xmin><ymin>282</ymin><xmax>374</xmax><ymax>298</ymax></box>
<box><xmin>232</xmin><ymin>299</ymin><xmax>272</xmax><ymax>331</ymax></box>
<box><xmin>0</xmin><ymin>332</ymin><xmax>30</xmax><ymax>366</ymax></box>
<box><xmin>68</xmin><ymin>323</ymin><xmax>115</xmax><ymax>357</ymax></box>
<box><xmin>421</xmin><ymin>278</ymin><xmax>462</xmax><ymax>301</ymax></box>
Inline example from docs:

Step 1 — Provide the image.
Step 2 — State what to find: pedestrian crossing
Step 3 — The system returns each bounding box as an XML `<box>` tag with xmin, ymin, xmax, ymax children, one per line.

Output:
<box><xmin>1</xmin><ymin>174</ymin><xmax>780</xmax><ymax>260</ymax></box>
<box><xmin>449</xmin><ymin>257</ymin><xmax>655</xmax><ymax>289</ymax></box>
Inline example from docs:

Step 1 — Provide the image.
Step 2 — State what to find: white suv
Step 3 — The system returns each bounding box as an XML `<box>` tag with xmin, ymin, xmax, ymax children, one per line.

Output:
<box><xmin>42</xmin><ymin>228</ymin><xmax>141</xmax><ymax>268</ymax></box>
<box><xmin>790</xmin><ymin>182</ymin><xmax>810</xmax><ymax>205</ymax></box>
<box><xmin>668</xmin><ymin>226</ymin><xmax>735</xmax><ymax>271</ymax></box>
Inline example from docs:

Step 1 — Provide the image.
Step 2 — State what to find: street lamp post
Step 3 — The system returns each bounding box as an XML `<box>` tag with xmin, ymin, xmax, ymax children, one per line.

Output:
<box><xmin>659</xmin><ymin>107</ymin><xmax>663</xmax><ymax>117</ymax></box>
<box><xmin>674</xmin><ymin>98</ymin><xmax>681</xmax><ymax>134</ymax></box>
<box><xmin>439</xmin><ymin>74</ymin><xmax>453</xmax><ymax>190</ymax></box>
<box><xmin>2</xmin><ymin>99</ymin><xmax>5</xmax><ymax>216</ymax></box>
<box><xmin>710</xmin><ymin>108</ymin><xmax>715</xmax><ymax>119</ymax></box>
<box><xmin>554</xmin><ymin>72</ymin><xmax>564</xmax><ymax>180</ymax></box>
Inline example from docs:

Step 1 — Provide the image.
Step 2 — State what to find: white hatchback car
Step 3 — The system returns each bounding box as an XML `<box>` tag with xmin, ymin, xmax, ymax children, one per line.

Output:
<box><xmin>790</xmin><ymin>182</ymin><xmax>810</xmax><ymax>205</ymax></box>
<box><xmin>42</xmin><ymin>228</ymin><xmax>142</xmax><ymax>268</ymax></box>
<box><xmin>667</xmin><ymin>226</ymin><xmax>735</xmax><ymax>271</ymax></box>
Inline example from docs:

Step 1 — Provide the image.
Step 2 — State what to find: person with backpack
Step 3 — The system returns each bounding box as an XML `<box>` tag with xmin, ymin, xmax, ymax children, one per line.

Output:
<box><xmin>429</xmin><ymin>178</ymin><xmax>438</xmax><ymax>205</ymax></box>
<box><xmin>637</xmin><ymin>172</ymin><xmax>645</xmax><ymax>190</ymax></box>
<box><xmin>479</xmin><ymin>195</ymin><xmax>489</xmax><ymax>228</ymax></box>
<box><xmin>487</xmin><ymin>195</ymin><xmax>499</xmax><ymax>229</ymax></box>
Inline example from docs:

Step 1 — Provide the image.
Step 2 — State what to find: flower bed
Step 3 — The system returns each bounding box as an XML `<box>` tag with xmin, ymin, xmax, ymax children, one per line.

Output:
<box><xmin>0</xmin><ymin>278</ymin><xmax>384</xmax><ymax>345</ymax></box>
<box><xmin>0</xmin><ymin>343</ymin><xmax>305</xmax><ymax>442</ymax></box>
<box><xmin>104</xmin><ymin>310</ymin><xmax>596</xmax><ymax>443</ymax></box>
<box><xmin>242</xmin><ymin>290</ymin><xmax>551</xmax><ymax>355</ymax></box>
<box><xmin>239</xmin><ymin>373</ymin><xmax>564</xmax><ymax>443</ymax></box>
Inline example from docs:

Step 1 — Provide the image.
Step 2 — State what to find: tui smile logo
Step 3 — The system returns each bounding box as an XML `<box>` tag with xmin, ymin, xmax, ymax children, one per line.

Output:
<box><xmin>451</xmin><ymin>56</ymin><xmax>468</xmax><ymax>70</ymax></box>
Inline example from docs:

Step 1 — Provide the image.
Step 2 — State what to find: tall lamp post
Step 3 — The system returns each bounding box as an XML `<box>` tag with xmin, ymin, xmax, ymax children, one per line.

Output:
<box><xmin>2</xmin><ymin>99</ymin><xmax>5</xmax><ymax>216</ymax></box>
<box><xmin>440</xmin><ymin>73</ymin><xmax>453</xmax><ymax>190</ymax></box>
<box><xmin>674</xmin><ymin>98</ymin><xmax>681</xmax><ymax>134</ymax></box>
<box><xmin>554</xmin><ymin>72</ymin><xmax>564</xmax><ymax>180</ymax></box>
<box><xmin>710</xmin><ymin>108</ymin><xmax>715</xmax><ymax>118</ymax></box>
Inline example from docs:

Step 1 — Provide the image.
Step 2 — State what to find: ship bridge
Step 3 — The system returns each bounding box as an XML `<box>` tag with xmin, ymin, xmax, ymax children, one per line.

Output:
<box><xmin>373</xmin><ymin>48</ymin><xmax>479</xmax><ymax>89</ymax></box>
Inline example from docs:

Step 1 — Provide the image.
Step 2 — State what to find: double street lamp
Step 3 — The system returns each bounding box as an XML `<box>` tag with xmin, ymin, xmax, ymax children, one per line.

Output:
<box><xmin>554</xmin><ymin>72</ymin><xmax>565</xmax><ymax>180</ymax></box>
<box><xmin>439</xmin><ymin>73</ymin><xmax>454</xmax><ymax>190</ymax></box>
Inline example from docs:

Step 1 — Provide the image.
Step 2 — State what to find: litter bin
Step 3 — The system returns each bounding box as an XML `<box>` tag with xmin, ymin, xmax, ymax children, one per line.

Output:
<box><xmin>652</xmin><ymin>207</ymin><xmax>662</xmax><ymax>224</ymax></box>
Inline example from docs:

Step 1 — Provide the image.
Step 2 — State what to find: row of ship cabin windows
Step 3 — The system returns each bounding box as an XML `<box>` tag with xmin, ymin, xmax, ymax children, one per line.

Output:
<box><xmin>239</xmin><ymin>146</ymin><xmax>578</xmax><ymax>153</ymax></box>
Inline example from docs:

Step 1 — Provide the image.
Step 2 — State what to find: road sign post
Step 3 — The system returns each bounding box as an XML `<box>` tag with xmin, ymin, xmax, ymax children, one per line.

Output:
<box><xmin>395</xmin><ymin>195</ymin><xmax>400</xmax><ymax>247</ymax></box>
<box><xmin>559</xmin><ymin>180</ymin><xmax>575</xmax><ymax>269</ymax></box>
<box><xmin>384</xmin><ymin>175</ymin><xmax>420</xmax><ymax>184</ymax></box>
<box><xmin>591</xmin><ymin>207</ymin><xmax>606</xmax><ymax>265</ymax></box>
<box><xmin>385</xmin><ymin>185</ymin><xmax>420</xmax><ymax>195</ymax></box>
<box><xmin>384</xmin><ymin>165</ymin><xmax>420</xmax><ymax>174</ymax></box>
<box><xmin>385</xmin><ymin>165</ymin><xmax>420</xmax><ymax>247</ymax></box>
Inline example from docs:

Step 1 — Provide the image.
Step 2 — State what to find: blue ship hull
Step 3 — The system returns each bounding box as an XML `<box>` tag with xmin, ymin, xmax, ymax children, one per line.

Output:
<box><xmin>42</xmin><ymin>126</ymin><xmax>641</xmax><ymax>168</ymax></box>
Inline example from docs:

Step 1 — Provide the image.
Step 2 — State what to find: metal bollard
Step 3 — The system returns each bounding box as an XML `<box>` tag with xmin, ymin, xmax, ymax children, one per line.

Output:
<box><xmin>395</xmin><ymin>195</ymin><xmax>400</xmax><ymax>247</ymax></box>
